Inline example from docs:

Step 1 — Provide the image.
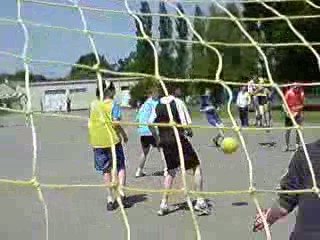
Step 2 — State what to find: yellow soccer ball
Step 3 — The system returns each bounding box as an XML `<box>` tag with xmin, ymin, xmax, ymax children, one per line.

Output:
<box><xmin>221</xmin><ymin>137</ymin><xmax>239</xmax><ymax>154</ymax></box>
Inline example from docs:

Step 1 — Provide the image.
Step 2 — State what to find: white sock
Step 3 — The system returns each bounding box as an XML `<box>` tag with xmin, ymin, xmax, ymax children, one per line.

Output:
<box><xmin>119</xmin><ymin>189</ymin><xmax>125</xmax><ymax>198</ymax></box>
<box><xmin>196</xmin><ymin>198</ymin><xmax>205</xmax><ymax>205</ymax></box>
<box><xmin>107</xmin><ymin>196</ymin><xmax>113</xmax><ymax>203</ymax></box>
<box><xmin>160</xmin><ymin>199</ymin><xmax>167</xmax><ymax>208</ymax></box>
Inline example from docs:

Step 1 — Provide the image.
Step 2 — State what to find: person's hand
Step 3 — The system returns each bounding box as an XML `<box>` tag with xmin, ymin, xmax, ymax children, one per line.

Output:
<box><xmin>185</xmin><ymin>128</ymin><xmax>193</xmax><ymax>138</ymax></box>
<box><xmin>253</xmin><ymin>207</ymin><xmax>288</xmax><ymax>232</ymax></box>
<box><xmin>122</xmin><ymin>135</ymin><xmax>128</xmax><ymax>144</ymax></box>
<box><xmin>253</xmin><ymin>208</ymin><xmax>271</xmax><ymax>232</ymax></box>
<box><xmin>155</xmin><ymin>136</ymin><xmax>161</xmax><ymax>149</ymax></box>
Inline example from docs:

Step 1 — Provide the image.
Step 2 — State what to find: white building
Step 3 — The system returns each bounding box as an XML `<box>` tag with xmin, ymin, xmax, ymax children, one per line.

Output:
<box><xmin>22</xmin><ymin>77</ymin><xmax>140</xmax><ymax>112</ymax></box>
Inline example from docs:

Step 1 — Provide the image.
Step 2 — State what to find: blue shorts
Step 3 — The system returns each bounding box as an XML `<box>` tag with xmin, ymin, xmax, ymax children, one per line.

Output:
<box><xmin>93</xmin><ymin>143</ymin><xmax>126</xmax><ymax>175</ymax></box>
<box><xmin>206</xmin><ymin>110</ymin><xmax>223</xmax><ymax>127</ymax></box>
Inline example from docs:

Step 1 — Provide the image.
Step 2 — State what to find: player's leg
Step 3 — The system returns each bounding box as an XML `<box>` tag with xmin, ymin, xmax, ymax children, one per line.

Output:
<box><xmin>258</xmin><ymin>99</ymin><xmax>265</xmax><ymax>127</ymax></box>
<box><xmin>94</xmin><ymin>148</ymin><xmax>116</xmax><ymax>210</ymax></box>
<box><xmin>158</xmin><ymin>170</ymin><xmax>175</xmax><ymax>216</ymax></box>
<box><xmin>158</xmin><ymin>143</ymin><xmax>177</xmax><ymax>216</ymax></box>
<box><xmin>239</xmin><ymin>107</ymin><xmax>245</xmax><ymax>126</ymax></box>
<box><xmin>115</xmin><ymin>142</ymin><xmax>131</xmax><ymax>208</ymax></box>
<box><xmin>215</xmin><ymin>124</ymin><xmax>225</xmax><ymax>147</ymax></box>
<box><xmin>244</xmin><ymin>106</ymin><xmax>249</xmax><ymax>127</ymax></box>
<box><xmin>206</xmin><ymin>111</ymin><xmax>224</xmax><ymax>147</ymax></box>
<box><xmin>193</xmin><ymin>165</ymin><xmax>210</xmax><ymax>214</ymax></box>
<box><xmin>267</xmin><ymin>99</ymin><xmax>273</xmax><ymax>127</ymax></box>
<box><xmin>181</xmin><ymin>136</ymin><xmax>210</xmax><ymax>214</ymax></box>
<box><xmin>283</xmin><ymin>116</ymin><xmax>292</xmax><ymax>152</ymax></box>
<box><xmin>159</xmin><ymin>148</ymin><xmax>168</xmax><ymax>177</ymax></box>
<box><xmin>135</xmin><ymin>136</ymin><xmax>152</xmax><ymax>177</ymax></box>
<box><xmin>262</xmin><ymin>102</ymin><xmax>268</xmax><ymax>127</ymax></box>
<box><xmin>254</xmin><ymin>97</ymin><xmax>259</xmax><ymax>126</ymax></box>
<box><xmin>295</xmin><ymin>114</ymin><xmax>303</xmax><ymax>149</ymax></box>
<box><xmin>103</xmin><ymin>172</ymin><xmax>115</xmax><ymax>210</ymax></box>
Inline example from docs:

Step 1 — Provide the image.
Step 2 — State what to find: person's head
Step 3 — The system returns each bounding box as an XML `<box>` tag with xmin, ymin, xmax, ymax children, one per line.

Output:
<box><xmin>291</xmin><ymin>82</ymin><xmax>301</xmax><ymax>92</ymax></box>
<box><xmin>166</xmin><ymin>84</ymin><xmax>176</xmax><ymax>96</ymax></box>
<box><xmin>174</xmin><ymin>87</ymin><xmax>182</xmax><ymax>98</ymax></box>
<box><xmin>107</xmin><ymin>81</ymin><xmax>116</xmax><ymax>97</ymax></box>
<box><xmin>147</xmin><ymin>86</ymin><xmax>159</xmax><ymax>100</ymax></box>
<box><xmin>96</xmin><ymin>80</ymin><xmax>116</xmax><ymax>99</ymax></box>
<box><xmin>103</xmin><ymin>88</ymin><xmax>115</xmax><ymax>99</ymax></box>
<box><xmin>241</xmin><ymin>85</ymin><xmax>247</xmax><ymax>92</ymax></box>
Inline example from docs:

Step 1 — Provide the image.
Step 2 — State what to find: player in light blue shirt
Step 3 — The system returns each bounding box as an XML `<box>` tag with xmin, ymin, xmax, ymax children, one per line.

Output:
<box><xmin>135</xmin><ymin>86</ymin><xmax>166</xmax><ymax>177</ymax></box>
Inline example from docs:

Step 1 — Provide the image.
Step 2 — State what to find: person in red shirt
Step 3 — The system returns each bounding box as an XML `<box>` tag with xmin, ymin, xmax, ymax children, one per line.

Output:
<box><xmin>282</xmin><ymin>83</ymin><xmax>305</xmax><ymax>151</ymax></box>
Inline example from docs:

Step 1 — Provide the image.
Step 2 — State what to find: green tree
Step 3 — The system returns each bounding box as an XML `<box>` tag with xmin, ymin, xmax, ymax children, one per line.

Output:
<box><xmin>69</xmin><ymin>52</ymin><xmax>113</xmax><ymax>79</ymax></box>
<box><xmin>190</xmin><ymin>5</ymin><xmax>211</xmax><ymax>94</ymax></box>
<box><xmin>131</xmin><ymin>1</ymin><xmax>154</xmax><ymax>74</ymax></box>
<box><xmin>203</xmin><ymin>4</ymin><xmax>257</xmax><ymax>81</ymax></box>
<box><xmin>222</xmin><ymin>3</ymin><xmax>257</xmax><ymax>81</ymax></box>
<box><xmin>130</xmin><ymin>77</ymin><xmax>158</xmax><ymax>104</ymax></box>
<box><xmin>175</xmin><ymin>3</ymin><xmax>189</xmax><ymax>79</ymax></box>
<box><xmin>158</xmin><ymin>1</ymin><xmax>176</xmax><ymax>77</ymax></box>
<box><xmin>242</xmin><ymin>1</ymin><xmax>320</xmax><ymax>82</ymax></box>
<box><xmin>117</xmin><ymin>52</ymin><xmax>136</xmax><ymax>72</ymax></box>
<box><xmin>1</xmin><ymin>70</ymin><xmax>47</xmax><ymax>83</ymax></box>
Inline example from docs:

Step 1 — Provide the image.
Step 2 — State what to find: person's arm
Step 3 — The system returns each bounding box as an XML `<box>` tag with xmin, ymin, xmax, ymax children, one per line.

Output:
<box><xmin>111</xmin><ymin>103</ymin><xmax>128</xmax><ymax>143</ymax></box>
<box><xmin>112</xmin><ymin>102</ymin><xmax>122</xmax><ymax>121</ymax></box>
<box><xmin>282</xmin><ymin>90</ymin><xmax>291</xmax><ymax>115</ymax></box>
<box><xmin>253</xmin><ymin>150</ymin><xmax>303</xmax><ymax>232</ymax></box>
<box><xmin>178</xmin><ymin>99</ymin><xmax>193</xmax><ymax>137</ymax></box>
<box><xmin>299</xmin><ymin>89</ymin><xmax>305</xmax><ymax>111</ymax></box>
<box><xmin>115</xmin><ymin>125</ymin><xmax>128</xmax><ymax>143</ymax></box>
<box><xmin>148</xmin><ymin>107</ymin><xmax>160</xmax><ymax>147</ymax></box>
<box><xmin>236</xmin><ymin>92</ymin><xmax>240</xmax><ymax>106</ymax></box>
<box><xmin>247</xmin><ymin>92</ymin><xmax>251</xmax><ymax>105</ymax></box>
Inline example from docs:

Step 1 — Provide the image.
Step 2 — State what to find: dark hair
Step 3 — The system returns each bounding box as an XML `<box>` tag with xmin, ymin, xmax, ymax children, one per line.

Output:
<box><xmin>95</xmin><ymin>80</ymin><xmax>116</xmax><ymax>99</ymax></box>
<box><xmin>103</xmin><ymin>88</ymin><xmax>114</xmax><ymax>98</ymax></box>
<box><xmin>166</xmin><ymin>84</ymin><xmax>177</xmax><ymax>95</ymax></box>
<box><xmin>108</xmin><ymin>81</ymin><xmax>115</xmax><ymax>91</ymax></box>
<box><xmin>96</xmin><ymin>81</ymin><xmax>106</xmax><ymax>98</ymax></box>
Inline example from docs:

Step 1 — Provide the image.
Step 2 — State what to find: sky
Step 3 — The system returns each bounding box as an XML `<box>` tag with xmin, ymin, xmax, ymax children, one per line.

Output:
<box><xmin>0</xmin><ymin>0</ymin><xmax>212</xmax><ymax>79</ymax></box>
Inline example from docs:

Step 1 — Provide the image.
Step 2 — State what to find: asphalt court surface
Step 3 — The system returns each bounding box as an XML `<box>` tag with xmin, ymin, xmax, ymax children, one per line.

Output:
<box><xmin>0</xmin><ymin>110</ymin><xmax>319</xmax><ymax>240</ymax></box>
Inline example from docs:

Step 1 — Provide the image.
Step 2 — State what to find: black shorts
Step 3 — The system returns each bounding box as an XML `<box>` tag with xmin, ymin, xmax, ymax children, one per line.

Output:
<box><xmin>285</xmin><ymin>114</ymin><xmax>303</xmax><ymax>127</ymax></box>
<box><xmin>161</xmin><ymin>135</ymin><xmax>200</xmax><ymax>171</ymax></box>
<box><xmin>257</xmin><ymin>96</ymin><xmax>267</xmax><ymax>105</ymax></box>
<box><xmin>140</xmin><ymin>136</ymin><xmax>157</xmax><ymax>149</ymax></box>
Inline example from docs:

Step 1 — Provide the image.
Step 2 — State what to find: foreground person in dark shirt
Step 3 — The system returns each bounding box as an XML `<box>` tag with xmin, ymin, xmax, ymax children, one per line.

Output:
<box><xmin>253</xmin><ymin>139</ymin><xmax>320</xmax><ymax>239</ymax></box>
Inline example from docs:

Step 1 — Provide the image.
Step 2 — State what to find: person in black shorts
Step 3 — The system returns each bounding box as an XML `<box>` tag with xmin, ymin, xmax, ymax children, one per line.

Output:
<box><xmin>148</xmin><ymin>86</ymin><xmax>210</xmax><ymax>216</ymax></box>
<box><xmin>135</xmin><ymin>87</ymin><xmax>168</xmax><ymax>177</ymax></box>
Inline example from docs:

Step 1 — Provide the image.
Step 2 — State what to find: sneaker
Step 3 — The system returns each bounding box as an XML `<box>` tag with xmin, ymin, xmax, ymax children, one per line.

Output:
<box><xmin>120</xmin><ymin>196</ymin><xmax>132</xmax><ymax>208</ymax></box>
<box><xmin>106</xmin><ymin>201</ymin><xmax>116</xmax><ymax>211</ymax></box>
<box><xmin>212</xmin><ymin>136</ymin><xmax>221</xmax><ymax>148</ymax></box>
<box><xmin>135</xmin><ymin>168</ymin><xmax>146</xmax><ymax>178</ymax></box>
<box><xmin>282</xmin><ymin>145</ymin><xmax>289</xmax><ymax>152</ymax></box>
<box><xmin>157</xmin><ymin>203</ymin><xmax>169</xmax><ymax>216</ymax></box>
<box><xmin>194</xmin><ymin>201</ymin><xmax>210</xmax><ymax>215</ymax></box>
<box><xmin>163</xmin><ymin>168</ymin><xmax>168</xmax><ymax>177</ymax></box>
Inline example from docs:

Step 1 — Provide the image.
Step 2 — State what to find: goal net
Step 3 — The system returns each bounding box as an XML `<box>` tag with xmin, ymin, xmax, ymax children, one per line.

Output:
<box><xmin>0</xmin><ymin>0</ymin><xmax>319</xmax><ymax>240</ymax></box>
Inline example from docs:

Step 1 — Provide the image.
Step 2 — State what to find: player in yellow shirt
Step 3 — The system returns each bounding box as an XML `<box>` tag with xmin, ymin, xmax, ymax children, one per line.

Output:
<box><xmin>88</xmin><ymin>82</ymin><xmax>129</xmax><ymax>211</ymax></box>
